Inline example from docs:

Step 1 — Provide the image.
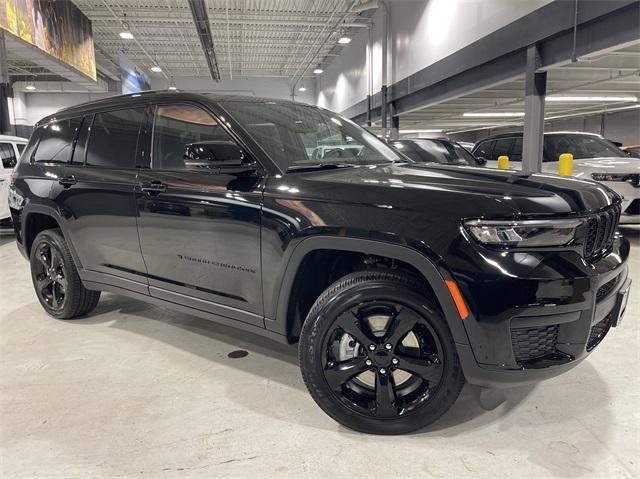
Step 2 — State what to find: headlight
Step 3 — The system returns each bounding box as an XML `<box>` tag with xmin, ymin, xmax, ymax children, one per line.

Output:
<box><xmin>591</xmin><ymin>173</ymin><xmax>630</xmax><ymax>182</ymax></box>
<box><xmin>464</xmin><ymin>218</ymin><xmax>582</xmax><ymax>247</ymax></box>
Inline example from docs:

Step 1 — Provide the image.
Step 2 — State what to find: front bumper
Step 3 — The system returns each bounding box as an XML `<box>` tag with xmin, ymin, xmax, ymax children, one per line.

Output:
<box><xmin>451</xmin><ymin>232</ymin><xmax>631</xmax><ymax>388</ymax></box>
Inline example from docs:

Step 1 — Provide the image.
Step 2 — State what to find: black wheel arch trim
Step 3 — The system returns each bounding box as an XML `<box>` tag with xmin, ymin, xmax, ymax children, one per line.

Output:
<box><xmin>269</xmin><ymin>235</ymin><xmax>472</xmax><ymax>347</ymax></box>
<box><xmin>20</xmin><ymin>203</ymin><xmax>85</xmax><ymax>271</ymax></box>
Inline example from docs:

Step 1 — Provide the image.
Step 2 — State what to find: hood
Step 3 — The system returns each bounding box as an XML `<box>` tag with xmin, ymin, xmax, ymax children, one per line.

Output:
<box><xmin>573</xmin><ymin>157</ymin><xmax>640</xmax><ymax>171</ymax></box>
<box><xmin>287</xmin><ymin>163</ymin><xmax>619</xmax><ymax>218</ymax></box>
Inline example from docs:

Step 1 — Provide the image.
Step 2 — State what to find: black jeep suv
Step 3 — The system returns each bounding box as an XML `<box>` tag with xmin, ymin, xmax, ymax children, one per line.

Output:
<box><xmin>9</xmin><ymin>92</ymin><xmax>631</xmax><ymax>434</ymax></box>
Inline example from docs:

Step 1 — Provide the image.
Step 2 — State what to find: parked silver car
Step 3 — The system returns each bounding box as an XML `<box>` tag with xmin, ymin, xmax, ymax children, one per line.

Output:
<box><xmin>472</xmin><ymin>131</ymin><xmax>640</xmax><ymax>223</ymax></box>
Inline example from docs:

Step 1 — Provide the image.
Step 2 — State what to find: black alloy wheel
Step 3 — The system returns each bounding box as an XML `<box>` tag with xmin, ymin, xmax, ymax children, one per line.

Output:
<box><xmin>30</xmin><ymin>229</ymin><xmax>101</xmax><ymax>319</ymax></box>
<box><xmin>33</xmin><ymin>240</ymin><xmax>68</xmax><ymax>311</ymax></box>
<box><xmin>322</xmin><ymin>301</ymin><xmax>445</xmax><ymax>419</ymax></box>
<box><xmin>299</xmin><ymin>270</ymin><xmax>464</xmax><ymax>435</ymax></box>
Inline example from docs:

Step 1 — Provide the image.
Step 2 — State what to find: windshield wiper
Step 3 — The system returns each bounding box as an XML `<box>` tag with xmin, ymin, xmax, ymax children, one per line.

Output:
<box><xmin>286</xmin><ymin>163</ymin><xmax>355</xmax><ymax>173</ymax></box>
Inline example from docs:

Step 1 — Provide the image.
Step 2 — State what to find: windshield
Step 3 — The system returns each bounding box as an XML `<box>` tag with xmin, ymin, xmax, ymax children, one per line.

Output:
<box><xmin>391</xmin><ymin>139</ymin><xmax>479</xmax><ymax>166</ymax></box>
<box><xmin>544</xmin><ymin>134</ymin><xmax>627</xmax><ymax>160</ymax></box>
<box><xmin>218</xmin><ymin>101</ymin><xmax>405</xmax><ymax>171</ymax></box>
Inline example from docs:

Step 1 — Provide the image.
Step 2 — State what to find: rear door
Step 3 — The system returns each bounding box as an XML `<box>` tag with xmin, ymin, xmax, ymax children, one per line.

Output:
<box><xmin>135</xmin><ymin>102</ymin><xmax>264</xmax><ymax>325</ymax></box>
<box><xmin>47</xmin><ymin>108</ymin><xmax>150</xmax><ymax>293</ymax></box>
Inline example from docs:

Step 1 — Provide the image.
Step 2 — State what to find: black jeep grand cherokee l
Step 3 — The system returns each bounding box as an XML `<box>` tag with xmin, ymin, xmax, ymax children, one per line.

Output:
<box><xmin>9</xmin><ymin>92</ymin><xmax>631</xmax><ymax>434</ymax></box>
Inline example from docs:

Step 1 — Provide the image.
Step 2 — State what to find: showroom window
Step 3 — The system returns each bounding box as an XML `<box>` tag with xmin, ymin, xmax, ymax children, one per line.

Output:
<box><xmin>86</xmin><ymin>108</ymin><xmax>145</xmax><ymax>168</ymax></box>
<box><xmin>508</xmin><ymin>137</ymin><xmax>523</xmax><ymax>162</ymax></box>
<box><xmin>0</xmin><ymin>143</ymin><xmax>17</xmax><ymax>169</ymax></box>
<box><xmin>152</xmin><ymin>104</ymin><xmax>237</xmax><ymax>170</ymax></box>
<box><xmin>33</xmin><ymin>117</ymin><xmax>83</xmax><ymax>164</ymax></box>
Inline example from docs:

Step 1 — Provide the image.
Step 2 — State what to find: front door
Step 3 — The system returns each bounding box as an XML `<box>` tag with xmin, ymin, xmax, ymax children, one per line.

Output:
<box><xmin>135</xmin><ymin>103</ymin><xmax>264</xmax><ymax>326</ymax></box>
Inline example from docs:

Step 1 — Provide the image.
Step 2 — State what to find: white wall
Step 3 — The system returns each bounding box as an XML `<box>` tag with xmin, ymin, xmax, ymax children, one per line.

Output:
<box><xmin>316</xmin><ymin>0</ymin><xmax>552</xmax><ymax>114</ymax></box>
<box><xmin>20</xmin><ymin>92</ymin><xmax>113</xmax><ymax>125</ymax></box>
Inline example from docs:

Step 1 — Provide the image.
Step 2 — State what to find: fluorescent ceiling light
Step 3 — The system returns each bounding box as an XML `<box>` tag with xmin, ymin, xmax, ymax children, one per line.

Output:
<box><xmin>546</xmin><ymin>95</ymin><xmax>638</xmax><ymax>102</ymax></box>
<box><xmin>119</xmin><ymin>31</ymin><xmax>134</xmax><ymax>40</ymax></box>
<box><xmin>463</xmin><ymin>112</ymin><xmax>524</xmax><ymax>117</ymax></box>
<box><xmin>298</xmin><ymin>85</ymin><xmax>307</xmax><ymax>92</ymax></box>
<box><xmin>151</xmin><ymin>66</ymin><xmax>162</xmax><ymax>73</ymax></box>
<box><xmin>338</xmin><ymin>36</ymin><xmax>352</xmax><ymax>44</ymax></box>
<box><xmin>400</xmin><ymin>129</ymin><xmax>443</xmax><ymax>134</ymax></box>
<box><xmin>313</xmin><ymin>68</ymin><xmax>323</xmax><ymax>74</ymax></box>
<box><xmin>25</xmin><ymin>85</ymin><xmax>36</xmax><ymax>91</ymax></box>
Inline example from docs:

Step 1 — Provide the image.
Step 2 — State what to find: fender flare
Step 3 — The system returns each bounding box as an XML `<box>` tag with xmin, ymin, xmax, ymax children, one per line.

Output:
<box><xmin>272</xmin><ymin>235</ymin><xmax>470</xmax><ymax>345</ymax></box>
<box><xmin>20</xmin><ymin>203</ymin><xmax>84</xmax><ymax>269</ymax></box>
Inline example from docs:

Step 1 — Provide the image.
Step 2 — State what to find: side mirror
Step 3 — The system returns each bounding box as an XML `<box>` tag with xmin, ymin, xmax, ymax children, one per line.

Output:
<box><xmin>184</xmin><ymin>141</ymin><xmax>255</xmax><ymax>169</ymax></box>
<box><xmin>475</xmin><ymin>156</ymin><xmax>488</xmax><ymax>166</ymax></box>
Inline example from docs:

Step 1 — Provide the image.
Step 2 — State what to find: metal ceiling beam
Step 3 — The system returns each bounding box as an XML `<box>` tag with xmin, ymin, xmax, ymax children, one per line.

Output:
<box><xmin>187</xmin><ymin>0</ymin><xmax>220</xmax><ymax>81</ymax></box>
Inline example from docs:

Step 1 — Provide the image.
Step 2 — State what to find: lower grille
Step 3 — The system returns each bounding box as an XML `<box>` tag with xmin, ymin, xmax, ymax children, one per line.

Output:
<box><xmin>596</xmin><ymin>275</ymin><xmax>619</xmax><ymax>302</ymax></box>
<box><xmin>587</xmin><ymin>313</ymin><xmax>613</xmax><ymax>352</ymax></box>
<box><xmin>511</xmin><ymin>324</ymin><xmax>559</xmax><ymax>363</ymax></box>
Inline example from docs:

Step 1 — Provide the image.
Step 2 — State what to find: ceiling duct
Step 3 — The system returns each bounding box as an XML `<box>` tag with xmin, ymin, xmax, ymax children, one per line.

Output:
<box><xmin>187</xmin><ymin>0</ymin><xmax>221</xmax><ymax>82</ymax></box>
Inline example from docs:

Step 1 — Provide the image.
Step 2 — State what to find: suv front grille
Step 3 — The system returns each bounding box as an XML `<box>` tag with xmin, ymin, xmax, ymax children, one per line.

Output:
<box><xmin>583</xmin><ymin>205</ymin><xmax>620</xmax><ymax>260</ymax></box>
<box><xmin>596</xmin><ymin>275</ymin><xmax>619</xmax><ymax>303</ymax></box>
<box><xmin>511</xmin><ymin>324</ymin><xmax>559</xmax><ymax>363</ymax></box>
<box><xmin>587</xmin><ymin>313</ymin><xmax>613</xmax><ymax>352</ymax></box>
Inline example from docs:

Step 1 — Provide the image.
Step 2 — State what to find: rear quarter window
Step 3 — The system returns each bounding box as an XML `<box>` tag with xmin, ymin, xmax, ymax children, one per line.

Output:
<box><xmin>33</xmin><ymin>117</ymin><xmax>84</xmax><ymax>163</ymax></box>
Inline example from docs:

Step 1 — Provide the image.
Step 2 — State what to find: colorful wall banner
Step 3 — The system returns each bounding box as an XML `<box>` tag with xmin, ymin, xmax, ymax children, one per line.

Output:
<box><xmin>1</xmin><ymin>0</ymin><xmax>97</xmax><ymax>80</ymax></box>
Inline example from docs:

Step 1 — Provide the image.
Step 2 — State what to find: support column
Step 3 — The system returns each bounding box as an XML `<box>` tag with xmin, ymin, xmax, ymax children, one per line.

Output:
<box><xmin>0</xmin><ymin>31</ymin><xmax>11</xmax><ymax>135</ymax></box>
<box><xmin>522</xmin><ymin>44</ymin><xmax>547</xmax><ymax>173</ymax></box>
<box><xmin>390</xmin><ymin>102</ymin><xmax>399</xmax><ymax>140</ymax></box>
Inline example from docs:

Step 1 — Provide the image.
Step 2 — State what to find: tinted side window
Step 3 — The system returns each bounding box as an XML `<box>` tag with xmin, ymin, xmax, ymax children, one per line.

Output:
<box><xmin>33</xmin><ymin>117</ymin><xmax>83</xmax><ymax>163</ymax></box>
<box><xmin>509</xmin><ymin>137</ymin><xmax>523</xmax><ymax>162</ymax></box>
<box><xmin>16</xmin><ymin>143</ymin><xmax>26</xmax><ymax>154</ymax></box>
<box><xmin>492</xmin><ymin>138</ymin><xmax>514</xmax><ymax>160</ymax></box>
<box><xmin>86</xmin><ymin>108</ymin><xmax>145</xmax><ymax>168</ymax></box>
<box><xmin>0</xmin><ymin>143</ymin><xmax>17</xmax><ymax>168</ymax></box>
<box><xmin>152</xmin><ymin>104</ymin><xmax>236</xmax><ymax>170</ymax></box>
<box><xmin>474</xmin><ymin>140</ymin><xmax>494</xmax><ymax>160</ymax></box>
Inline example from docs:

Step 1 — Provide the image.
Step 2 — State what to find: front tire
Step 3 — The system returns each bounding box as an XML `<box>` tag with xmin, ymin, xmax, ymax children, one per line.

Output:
<box><xmin>299</xmin><ymin>270</ymin><xmax>464</xmax><ymax>434</ymax></box>
<box><xmin>30</xmin><ymin>228</ymin><xmax>100</xmax><ymax>319</ymax></box>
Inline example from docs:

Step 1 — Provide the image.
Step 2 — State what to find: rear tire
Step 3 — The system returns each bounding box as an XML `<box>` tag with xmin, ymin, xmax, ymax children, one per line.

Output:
<box><xmin>30</xmin><ymin>228</ymin><xmax>100</xmax><ymax>319</ymax></box>
<box><xmin>299</xmin><ymin>270</ymin><xmax>464</xmax><ymax>434</ymax></box>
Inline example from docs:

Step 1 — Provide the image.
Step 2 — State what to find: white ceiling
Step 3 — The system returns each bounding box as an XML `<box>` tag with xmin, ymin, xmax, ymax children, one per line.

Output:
<box><xmin>73</xmin><ymin>0</ymin><xmax>373</xmax><ymax>82</ymax></box>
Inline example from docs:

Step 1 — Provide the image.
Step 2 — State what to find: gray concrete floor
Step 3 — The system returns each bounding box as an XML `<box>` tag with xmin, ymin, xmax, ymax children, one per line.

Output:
<box><xmin>1</xmin><ymin>227</ymin><xmax>639</xmax><ymax>479</ymax></box>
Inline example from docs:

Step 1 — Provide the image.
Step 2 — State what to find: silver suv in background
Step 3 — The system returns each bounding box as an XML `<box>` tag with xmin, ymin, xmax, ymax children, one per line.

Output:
<box><xmin>472</xmin><ymin>131</ymin><xmax>640</xmax><ymax>223</ymax></box>
<box><xmin>0</xmin><ymin>135</ymin><xmax>28</xmax><ymax>222</ymax></box>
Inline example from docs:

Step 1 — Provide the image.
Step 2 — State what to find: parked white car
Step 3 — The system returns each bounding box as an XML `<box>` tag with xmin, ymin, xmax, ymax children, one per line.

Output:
<box><xmin>472</xmin><ymin>131</ymin><xmax>640</xmax><ymax>224</ymax></box>
<box><xmin>0</xmin><ymin>135</ymin><xmax>28</xmax><ymax>222</ymax></box>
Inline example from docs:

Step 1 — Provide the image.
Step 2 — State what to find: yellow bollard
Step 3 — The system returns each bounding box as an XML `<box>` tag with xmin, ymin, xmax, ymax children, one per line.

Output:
<box><xmin>497</xmin><ymin>155</ymin><xmax>510</xmax><ymax>170</ymax></box>
<box><xmin>558</xmin><ymin>153</ymin><xmax>573</xmax><ymax>176</ymax></box>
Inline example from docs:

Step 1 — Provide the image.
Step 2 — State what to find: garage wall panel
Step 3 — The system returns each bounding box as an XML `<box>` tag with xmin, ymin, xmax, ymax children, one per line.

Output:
<box><xmin>316</xmin><ymin>0</ymin><xmax>552</xmax><ymax>114</ymax></box>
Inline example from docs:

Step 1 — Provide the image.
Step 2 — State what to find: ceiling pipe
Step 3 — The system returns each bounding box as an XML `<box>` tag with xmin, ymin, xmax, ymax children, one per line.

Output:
<box><xmin>187</xmin><ymin>0</ymin><xmax>221</xmax><ymax>82</ymax></box>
